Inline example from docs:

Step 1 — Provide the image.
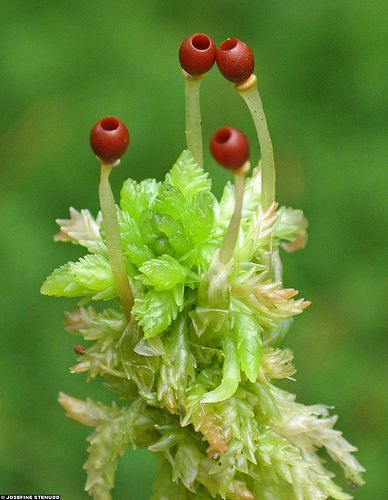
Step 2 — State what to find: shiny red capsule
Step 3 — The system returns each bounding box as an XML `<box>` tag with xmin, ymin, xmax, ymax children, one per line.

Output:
<box><xmin>210</xmin><ymin>126</ymin><xmax>249</xmax><ymax>170</ymax></box>
<box><xmin>90</xmin><ymin>117</ymin><xmax>129</xmax><ymax>163</ymax></box>
<box><xmin>179</xmin><ymin>33</ymin><xmax>217</xmax><ymax>76</ymax></box>
<box><xmin>216</xmin><ymin>38</ymin><xmax>255</xmax><ymax>83</ymax></box>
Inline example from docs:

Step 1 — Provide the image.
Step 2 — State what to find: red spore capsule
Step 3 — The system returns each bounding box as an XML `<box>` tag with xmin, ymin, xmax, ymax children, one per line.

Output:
<box><xmin>216</xmin><ymin>38</ymin><xmax>254</xmax><ymax>83</ymax></box>
<box><xmin>179</xmin><ymin>33</ymin><xmax>217</xmax><ymax>76</ymax></box>
<box><xmin>90</xmin><ymin>117</ymin><xmax>130</xmax><ymax>163</ymax></box>
<box><xmin>210</xmin><ymin>126</ymin><xmax>249</xmax><ymax>170</ymax></box>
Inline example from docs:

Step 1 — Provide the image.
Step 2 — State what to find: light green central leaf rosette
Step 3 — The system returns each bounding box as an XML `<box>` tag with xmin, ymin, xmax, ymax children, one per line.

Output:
<box><xmin>42</xmin><ymin>151</ymin><xmax>364</xmax><ymax>500</ymax></box>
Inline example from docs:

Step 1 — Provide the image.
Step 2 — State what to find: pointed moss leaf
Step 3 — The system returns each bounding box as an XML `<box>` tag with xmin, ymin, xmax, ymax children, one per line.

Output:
<box><xmin>117</xmin><ymin>210</ymin><xmax>155</xmax><ymax>267</ymax></box>
<box><xmin>274</xmin><ymin>206</ymin><xmax>309</xmax><ymax>252</ymax></box>
<box><xmin>151</xmin><ymin>460</ymin><xmax>193</xmax><ymax>500</ymax></box>
<box><xmin>58</xmin><ymin>392</ymin><xmax>112</xmax><ymax>427</ymax></box>
<box><xmin>172</xmin><ymin>282</ymin><xmax>185</xmax><ymax>309</ymax></box>
<box><xmin>139</xmin><ymin>255</ymin><xmax>187</xmax><ymax>291</ymax></box>
<box><xmin>194</xmin><ymin>243</ymin><xmax>218</xmax><ymax>275</ymax></box>
<box><xmin>133</xmin><ymin>288</ymin><xmax>180</xmax><ymax>337</ymax></box>
<box><xmin>154</xmin><ymin>184</ymin><xmax>186</xmax><ymax>220</ymax></box>
<box><xmin>139</xmin><ymin>209</ymin><xmax>159</xmax><ymax>246</ymax></box>
<box><xmin>69</xmin><ymin>254</ymin><xmax>114</xmax><ymax>292</ymax></box>
<box><xmin>170</xmin><ymin>232</ymin><xmax>193</xmax><ymax>255</ymax></box>
<box><xmin>170</xmin><ymin>316</ymin><xmax>196</xmax><ymax>395</ymax></box>
<box><xmin>157</xmin><ymin>316</ymin><xmax>196</xmax><ymax>415</ymax></box>
<box><xmin>182</xmin><ymin>192</ymin><xmax>215</xmax><ymax>245</ymax></box>
<box><xmin>234</xmin><ymin>312</ymin><xmax>263</xmax><ymax>383</ymax></box>
<box><xmin>173</xmin><ymin>441</ymin><xmax>202</xmax><ymax>490</ymax></box>
<box><xmin>152</xmin><ymin>213</ymin><xmax>192</xmax><ymax>255</ymax></box>
<box><xmin>202</xmin><ymin>330</ymin><xmax>241</xmax><ymax>403</ymax></box>
<box><xmin>80</xmin><ymin>398</ymin><xmax>158</xmax><ymax>499</ymax></box>
<box><xmin>165</xmin><ymin>149</ymin><xmax>211</xmax><ymax>199</ymax></box>
<box><xmin>152</xmin><ymin>237</ymin><xmax>174</xmax><ymax>257</ymax></box>
<box><xmin>120</xmin><ymin>178</ymin><xmax>160</xmax><ymax>223</ymax></box>
<box><xmin>153</xmin><ymin>213</ymin><xmax>180</xmax><ymax>238</ymax></box>
<box><xmin>124</xmin><ymin>243</ymin><xmax>155</xmax><ymax>266</ymax></box>
<box><xmin>117</xmin><ymin>209</ymin><xmax>144</xmax><ymax>247</ymax></box>
<box><xmin>54</xmin><ymin>207</ymin><xmax>105</xmax><ymax>254</ymax></box>
<box><xmin>41</xmin><ymin>263</ymin><xmax>93</xmax><ymax>298</ymax></box>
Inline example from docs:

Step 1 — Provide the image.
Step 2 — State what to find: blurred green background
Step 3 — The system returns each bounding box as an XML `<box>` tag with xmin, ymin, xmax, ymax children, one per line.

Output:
<box><xmin>1</xmin><ymin>0</ymin><xmax>387</xmax><ymax>498</ymax></box>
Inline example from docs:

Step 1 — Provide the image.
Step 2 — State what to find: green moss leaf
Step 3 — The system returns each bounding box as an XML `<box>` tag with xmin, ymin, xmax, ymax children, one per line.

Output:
<box><xmin>182</xmin><ymin>192</ymin><xmax>215</xmax><ymax>245</ymax></box>
<box><xmin>133</xmin><ymin>287</ymin><xmax>181</xmax><ymax>337</ymax></box>
<box><xmin>274</xmin><ymin>206</ymin><xmax>308</xmax><ymax>252</ymax></box>
<box><xmin>69</xmin><ymin>254</ymin><xmax>114</xmax><ymax>292</ymax></box>
<box><xmin>41</xmin><ymin>263</ymin><xmax>93</xmax><ymax>298</ymax></box>
<box><xmin>165</xmin><ymin>150</ymin><xmax>211</xmax><ymax>199</ymax></box>
<box><xmin>139</xmin><ymin>255</ymin><xmax>187</xmax><ymax>291</ymax></box>
<box><xmin>120</xmin><ymin>178</ymin><xmax>160</xmax><ymax>223</ymax></box>
<box><xmin>234</xmin><ymin>312</ymin><xmax>263</xmax><ymax>383</ymax></box>
<box><xmin>173</xmin><ymin>441</ymin><xmax>202</xmax><ymax>490</ymax></box>
<box><xmin>122</xmin><ymin>242</ymin><xmax>155</xmax><ymax>267</ymax></box>
<box><xmin>117</xmin><ymin>209</ymin><xmax>144</xmax><ymax>247</ymax></box>
<box><xmin>157</xmin><ymin>316</ymin><xmax>196</xmax><ymax>414</ymax></box>
<box><xmin>154</xmin><ymin>184</ymin><xmax>186</xmax><ymax>220</ymax></box>
<box><xmin>201</xmin><ymin>330</ymin><xmax>241</xmax><ymax>403</ymax></box>
<box><xmin>152</xmin><ymin>460</ymin><xmax>193</xmax><ymax>500</ymax></box>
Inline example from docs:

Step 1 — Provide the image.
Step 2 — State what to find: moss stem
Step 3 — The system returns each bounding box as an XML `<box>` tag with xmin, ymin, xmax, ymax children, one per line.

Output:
<box><xmin>99</xmin><ymin>164</ymin><xmax>133</xmax><ymax>321</ymax></box>
<box><xmin>236</xmin><ymin>75</ymin><xmax>275</xmax><ymax>210</ymax></box>
<box><xmin>183</xmin><ymin>71</ymin><xmax>204</xmax><ymax>166</ymax></box>
<box><xmin>219</xmin><ymin>163</ymin><xmax>249</xmax><ymax>264</ymax></box>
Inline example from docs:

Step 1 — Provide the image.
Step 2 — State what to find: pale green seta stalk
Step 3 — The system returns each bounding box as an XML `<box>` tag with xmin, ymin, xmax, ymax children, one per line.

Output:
<box><xmin>183</xmin><ymin>70</ymin><xmax>204</xmax><ymax>167</ymax></box>
<box><xmin>236</xmin><ymin>74</ymin><xmax>275</xmax><ymax>211</ymax></box>
<box><xmin>41</xmin><ymin>80</ymin><xmax>364</xmax><ymax>500</ymax></box>
<box><xmin>99</xmin><ymin>163</ymin><xmax>133</xmax><ymax>321</ymax></box>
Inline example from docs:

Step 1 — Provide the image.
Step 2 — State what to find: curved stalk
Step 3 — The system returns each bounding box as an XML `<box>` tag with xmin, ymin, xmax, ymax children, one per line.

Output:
<box><xmin>219</xmin><ymin>163</ymin><xmax>249</xmax><ymax>264</ymax></box>
<box><xmin>99</xmin><ymin>164</ymin><xmax>133</xmax><ymax>321</ymax></box>
<box><xmin>236</xmin><ymin>75</ymin><xmax>275</xmax><ymax>210</ymax></box>
<box><xmin>183</xmin><ymin>71</ymin><xmax>204</xmax><ymax>166</ymax></box>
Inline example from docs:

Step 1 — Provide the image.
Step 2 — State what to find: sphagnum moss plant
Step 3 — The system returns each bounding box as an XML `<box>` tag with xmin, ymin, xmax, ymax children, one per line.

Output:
<box><xmin>41</xmin><ymin>34</ymin><xmax>365</xmax><ymax>500</ymax></box>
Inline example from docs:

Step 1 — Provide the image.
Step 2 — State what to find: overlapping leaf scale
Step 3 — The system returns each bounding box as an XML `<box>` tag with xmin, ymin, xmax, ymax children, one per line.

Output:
<box><xmin>54</xmin><ymin>207</ymin><xmax>106</xmax><ymax>255</ymax></box>
<box><xmin>138</xmin><ymin>254</ymin><xmax>188</xmax><ymax>291</ymax></box>
<box><xmin>260</xmin><ymin>346</ymin><xmax>297</xmax><ymax>380</ymax></box>
<box><xmin>67</xmin><ymin>308</ymin><xmax>127</xmax><ymax>381</ymax></box>
<box><xmin>251</xmin><ymin>428</ymin><xmax>353</xmax><ymax>500</ymax></box>
<box><xmin>59</xmin><ymin>395</ymin><xmax>162</xmax><ymax>500</ymax></box>
<box><xmin>41</xmin><ymin>263</ymin><xmax>93</xmax><ymax>298</ymax></box>
<box><xmin>270</xmin><ymin>385</ymin><xmax>365</xmax><ymax>489</ymax></box>
<box><xmin>165</xmin><ymin>149</ymin><xmax>211</xmax><ymax>199</ymax></box>
<box><xmin>231</xmin><ymin>266</ymin><xmax>310</xmax><ymax>337</ymax></box>
<box><xmin>132</xmin><ymin>285</ymin><xmax>183</xmax><ymax>338</ymax></box>
<box><xmin>41</xmin><ymin>255</ymin><xmax>116</xmax><ymax>301</ymax></box>
<box><xmin>120</xmin><ymin>178</ymin><xmax>160</xmax><ymax>223</ymax></box>
<box><xmin>233</xmin><ymin>312</ymin><xmax>263</xmax><ymax>383</ymax></box>
<box><xmin>149</xmin><ymin>424</ymin><xmax>254</xmax><ymax>500</ymax></box>
<box><xmin>156</xmin><ymin>316</ymin><xmax>196</xmax><ymax>415</ymax></box>
<box><xmin>154</xmin><ymin>184</ymin><xmax>216</xmax><ymax>261</ymax></box>
<box><xmin>70</xmin><ymin>254</ymin><xmax>115</xmax><ymax>297</ymax></box>
<box><xmin>117</xmin><ymin>209</ymin><xmax>156</xmax><ymax>267</ymax></box>
<box><xmin>273</xmin><ymin>206</ymin><xmax>309</xmax><ymax>252</ymax></box>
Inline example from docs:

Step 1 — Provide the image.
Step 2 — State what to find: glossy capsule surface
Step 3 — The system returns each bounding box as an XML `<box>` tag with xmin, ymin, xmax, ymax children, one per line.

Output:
<box><xmin>179</xmin><ymin>33</ymin><xmax>217</xmax><ymax>75</ymax></box>
<box><xmin>90</xmin><ymin>117</ymin><xmax>129</xmax><ymax>163</ymax></box>
<box><xmin>210</xmin><ymin>126</ymin><xmax>249</xmax><ymax>169</ymax></box>
<box><xmin>216</xmin><ymin>38</ymin><xmax>254</xmax><ymax>83</ymax></box>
